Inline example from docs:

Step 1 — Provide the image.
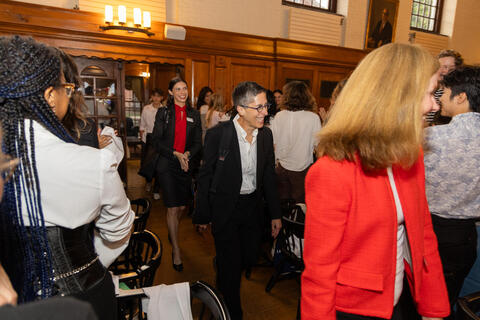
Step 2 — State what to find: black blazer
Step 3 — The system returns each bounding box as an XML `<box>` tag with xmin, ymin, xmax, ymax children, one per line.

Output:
<box><xmin>151</xmin><ymin>104</ymin><xmax>202</xmax><ymax>172</ymax></box>
<box><xmin>193</xmin><ymin>120</ymin><xmax>281</xmax><ymax>233</ymax></box>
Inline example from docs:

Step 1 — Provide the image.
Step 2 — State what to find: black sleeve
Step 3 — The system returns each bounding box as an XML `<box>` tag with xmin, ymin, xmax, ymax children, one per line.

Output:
<box><xmin>152</xmin><ymin>108</ymin><xmax>175</xmax><ymax>160</ymax></box>
<box><xmin>262</xmin><ymin>128</ymin><xmax>281</xmax><ymax>220</ymax></box>
<box><xmin>187</xmin><ymin>110</ymin><xmax>202</xmax><ymax>159</ymax></box>
<box><xmin>193</xmin><ymin>126</ymin><xmax>221</xmax><ymax>225</ymax></box>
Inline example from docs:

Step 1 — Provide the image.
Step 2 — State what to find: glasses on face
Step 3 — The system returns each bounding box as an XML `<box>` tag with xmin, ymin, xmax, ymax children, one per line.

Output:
<box><xmin>0</xmin><ymin>155</ymin><xmax>19</xmax><ymax>183</ymax></box>
<box><xmin>240</xmin><ymin>103</ymin><xmax>271</xmax><ymax>113</ymax></box>
<box><xmin>60</xmin><ymin>83</ymin><xmax>76</xmax><ymax>98</ymax></box>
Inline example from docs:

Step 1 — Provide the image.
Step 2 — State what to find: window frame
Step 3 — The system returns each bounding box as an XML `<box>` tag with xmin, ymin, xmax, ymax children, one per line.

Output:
<box><xmin>282</xmin><ymin>0</ymin><xmax>337</xmax><ymax>14</ymax></box>
<box><xmin>409</xmin><ymin>0</ymin><xmax>444</xmax><ymax>34</ymax></box>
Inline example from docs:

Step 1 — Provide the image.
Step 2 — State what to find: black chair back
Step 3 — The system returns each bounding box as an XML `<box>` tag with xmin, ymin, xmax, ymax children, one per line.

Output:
<box><xmin>191</xmin><ymin>281</ymin><xmax>231</xmax><ymax>320</ymax></box>
<box><xmin>458</xmin><ymin>292</ymin><xmax>480</xmax><ymax>319</ymax></box>
<box><xmin>131</xmin><ymin>198</ymin><xmax>151</xmax><ymax>232</ymax></box>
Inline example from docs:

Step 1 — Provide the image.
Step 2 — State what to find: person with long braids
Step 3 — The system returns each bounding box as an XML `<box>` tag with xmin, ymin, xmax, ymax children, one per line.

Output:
<box><xmin>0</xmin><ymin>36</ymin><xmax>134</xmax><ymax>319</ymax></box>
<box><xmin>152</xmin><ymin>77</ymin><xmax>202</xmax><ymax>271</ymax></box>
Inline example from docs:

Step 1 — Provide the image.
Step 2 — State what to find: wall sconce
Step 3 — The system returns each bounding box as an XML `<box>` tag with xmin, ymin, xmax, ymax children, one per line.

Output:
<box><xmin>100</xmin><ymin>5</ymin><xmax>155</xmax><ymax>36</ymax></box>
<box><xmin>140</xmin><ymin>72</ymin><xmax>150</xmax><ymax>78</ymax></box>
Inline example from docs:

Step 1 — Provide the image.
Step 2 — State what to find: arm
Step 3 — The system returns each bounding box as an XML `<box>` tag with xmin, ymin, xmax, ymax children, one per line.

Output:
<box><xmin>301</xmin><ymin>159</ymin><xmax>352</xmax><ymax>320</ymax></box>
<box><xmin>94</xmin><ymin>150</ymin><xmax>135</xmax><ymax>267</ymax></box>
<box><xmin>193</xmin><ymin>127</ymin><xmax>221</xmax><ymax>226</ymax></box>
<box><xmin>0</xmin><ymin>264</ymin><xmax>16</xmax><ymax>306</ymax></box>
<box><xmin>415</xmin><ymin>154</ymin><xmax>450</xmax><ymax>318</ymax></box>
<box><xmin>186</xmin><ymin>110</ymin><xmax>202</xmax><ymax>159</ymax></box>
<box><xmin>152</xmin><ymin>107</ymin><xmax>175</xmax><ymax>160</ymax></box>
<box><xmin>262</xmin><ymin>128</ymin><xmax>282</xmax><ymax>236</ymax></box>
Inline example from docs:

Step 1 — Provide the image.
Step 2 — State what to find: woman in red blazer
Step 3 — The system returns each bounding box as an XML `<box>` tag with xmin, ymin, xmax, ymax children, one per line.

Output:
<box><xmin>302</xmin><ymin>43</ymin><xmax>450</xmax><ymax>320</ymax></box>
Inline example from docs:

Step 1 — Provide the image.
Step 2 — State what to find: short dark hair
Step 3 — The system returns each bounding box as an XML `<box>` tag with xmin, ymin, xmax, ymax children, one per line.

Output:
<box><xmin>281</xmin><ymin>81</ymin><xmax>317</xmax><ymax>112</ymax></box>
<box><xmin>441</xmin><ymin>67</ymin><xmax>480</xmax><ymax>112</ymax></box>
<box><xmin>151</xmin><ymin>88</ymin><xmax>164</xmax><ymax>96</ymax></box>
<box><xmin>273</xmin><ymin>89</ymin><xmax>283</xmax><ymax>95</ymax></box>
<box><xmin>437</xmin><ymin>49</ymin><xmax>464</xmax><ymax>67</ymax></box>
<box><xmin>232</xmin><ymin>81</ymin><xmax>266</xmax><ymax>107</ymax></box>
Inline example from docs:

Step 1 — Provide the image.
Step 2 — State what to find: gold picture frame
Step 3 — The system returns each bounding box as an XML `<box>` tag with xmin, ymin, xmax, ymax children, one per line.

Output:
<box><xmin>365</xmin><ymin>0</ymin><xmax>399</xmax><ymax>49</ymax></box>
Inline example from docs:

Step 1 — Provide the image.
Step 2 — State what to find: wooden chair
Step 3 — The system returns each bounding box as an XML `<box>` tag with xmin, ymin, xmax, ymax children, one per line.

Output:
<box><xmin>116</xmin><ymin>280</ymin><xmax>231</xmax><ymax>320</ymax></box>
<box><xmin>265</xmin><ymin>203</ymin><xmax>305</xmax><ymax>293</ymax></box>
<box><xmin>112</xmin><ymin>229</ymin><xmax>162</xmax><ymax>319</ymax></box>
<box><xmin>131</xmin><ymin>198</ymin><xmax>152</xmax><ymax>232</ymax></box>
<box><xmin>458</xmin><ymin>292</ymin><xmax>480</xmax><ymax>319</ymax></box>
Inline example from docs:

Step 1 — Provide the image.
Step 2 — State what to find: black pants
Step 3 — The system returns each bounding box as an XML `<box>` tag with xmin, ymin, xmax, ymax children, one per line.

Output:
<box><xmin>213</xmin><ymin>192</ymin><xmax>262</xmax><ymax>320</ymax></box>
<box><xmin>337</xmin><ymin>278</ymin><xmax>421</xmax><ymax>320</ymax></box>
<box><xmin>431</xmin><ymin>214</ymin><xmax>477</xmax><ymax>320</ymax></box>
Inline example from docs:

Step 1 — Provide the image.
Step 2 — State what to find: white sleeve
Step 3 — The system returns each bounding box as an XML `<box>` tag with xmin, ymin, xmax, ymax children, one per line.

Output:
<box><xmin>94</xmin><ymin>150</ymin><xmax>134</xmax><ymax>267</ymax></box>
<box><xmin>139</xmin><ymin>108</ymin><xmax>147</xmax><ymax>131</ymax></box>
<box><xmin>312</xmin><ymin>114</ymin><xmax>322</xmax><ymax>147</ymax></box>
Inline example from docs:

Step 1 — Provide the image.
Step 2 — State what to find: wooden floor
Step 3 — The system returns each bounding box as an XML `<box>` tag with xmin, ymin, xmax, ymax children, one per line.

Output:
<box><xmin>126</xmin><ymin>160</ymin><xmax>300</xmax><ymax>320</ymax></box>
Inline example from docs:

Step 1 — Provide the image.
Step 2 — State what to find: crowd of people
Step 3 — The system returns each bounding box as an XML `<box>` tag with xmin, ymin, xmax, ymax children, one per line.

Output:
<box><xmin>1</xmin><ymin>34</ymin><xmax>480</xmax><ymax>320</ymax></box>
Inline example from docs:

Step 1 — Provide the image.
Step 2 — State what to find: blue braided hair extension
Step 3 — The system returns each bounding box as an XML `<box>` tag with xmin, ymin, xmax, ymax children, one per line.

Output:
<box><xmin>0</xmin><ymin>36</ymin><xmax>75</xmax><ymax>302</ymax></box>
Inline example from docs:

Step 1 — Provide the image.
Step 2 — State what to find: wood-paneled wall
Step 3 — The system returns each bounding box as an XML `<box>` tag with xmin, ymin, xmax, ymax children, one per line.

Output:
<box><xmin>0</xmin><ymin>1</ymin><xmax>366</xmax><ymax>108</ymax></box>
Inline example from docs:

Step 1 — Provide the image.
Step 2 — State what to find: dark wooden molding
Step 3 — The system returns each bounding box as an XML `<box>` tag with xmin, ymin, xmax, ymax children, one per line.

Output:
<box><xmin>0</xmin><ymin>0</ymin><xmax>365</xmax><ymax>67</ymax></box>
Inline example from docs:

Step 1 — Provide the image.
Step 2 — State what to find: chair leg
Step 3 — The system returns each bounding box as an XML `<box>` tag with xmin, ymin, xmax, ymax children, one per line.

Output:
<box><xmin>296</xmin><ymin>297</ymin><xmax>301</xmax><ymax>320</ymax></box>
<box><xmin>265</xmin><ymin>271</ymin><xmax>280</xmax><ymax>292</ymax></box>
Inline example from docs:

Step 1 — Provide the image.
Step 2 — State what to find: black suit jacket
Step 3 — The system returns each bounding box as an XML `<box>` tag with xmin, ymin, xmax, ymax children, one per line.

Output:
<box><xmin>372</xmin><ymin>20</ymin><xmax>392</xmax><ymax>47</ymax></box>
<box><xmin>193</xmin><ymin>120</ymin><xmax>281</xmax><ymax>233</ymax></box>
<box><xmin>151</xmin><ymin>104</ymin><xmax>202</xmax><ymax>173</ymax></box>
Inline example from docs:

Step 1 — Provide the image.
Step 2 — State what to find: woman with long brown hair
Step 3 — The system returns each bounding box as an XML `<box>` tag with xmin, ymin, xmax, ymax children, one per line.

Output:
<box><xmin>302</xmin><ymin>43</ymin><xmax>449</xmax><ymax>320</ymax></box>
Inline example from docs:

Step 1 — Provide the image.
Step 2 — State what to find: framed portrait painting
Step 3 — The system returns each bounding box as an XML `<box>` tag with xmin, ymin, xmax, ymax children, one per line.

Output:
<box><xmin>365</xmin><ymin>0</ymin><xmax>399</xmax><ymax>49</ymax></box>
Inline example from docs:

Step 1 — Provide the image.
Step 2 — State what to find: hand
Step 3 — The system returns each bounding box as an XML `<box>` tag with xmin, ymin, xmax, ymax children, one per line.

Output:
<box><xmin>271</xmin><ymin>219</ymin><xmax>282</xmax><ymax>238</ymax></box>
<box><xmin>174</xmin><ymin>151</ymin><xmax>189</xmax><ymax>172</ymax></box>
<box><xmin>318</xmin><ymin>107</ymin><xmax>328</xmax><ymax>122</ymax></box>
<box><xmin>195</xmin><ymin>224</ymin><xmax>208</xmax><ymax>232</ymax></box>
<box><xmin>97</xmin><ymin>128</ymin><xmax>113</xmax><ymax>149</ymax></box>
<box><xmin>0</xmin><ymin>264</ymin><xmax>17</xmax><ymax>306</ymax></box>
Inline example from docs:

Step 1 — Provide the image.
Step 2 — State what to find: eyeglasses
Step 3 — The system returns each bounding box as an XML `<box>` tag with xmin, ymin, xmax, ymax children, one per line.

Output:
<box><xmin>60</xmin><ymin>83</ymin><xmax>76</xmax><ymax>98</ymax></box>
<box><xmin>240</xmin><ymin>103</ymin><xmax>271</xmax><ymax>113</ymax></box>
<box><xmin>0</xmin><ymin>155</ymin><xmax>19</xmax><ymax>183</ymax></box>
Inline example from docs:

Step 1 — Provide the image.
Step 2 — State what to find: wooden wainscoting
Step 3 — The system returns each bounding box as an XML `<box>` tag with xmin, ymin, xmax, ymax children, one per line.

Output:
<box><xmin>0</xmin><ymin>0</ymin><xmax>365</xmax><ymax>108</ymax></box>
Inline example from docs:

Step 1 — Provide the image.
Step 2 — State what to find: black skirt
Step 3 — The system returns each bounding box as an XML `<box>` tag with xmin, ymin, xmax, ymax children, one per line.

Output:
<box><xmin>157</xmin><ymin>158</ymin><xmax>192</xmax><ymax>208</ymax></box>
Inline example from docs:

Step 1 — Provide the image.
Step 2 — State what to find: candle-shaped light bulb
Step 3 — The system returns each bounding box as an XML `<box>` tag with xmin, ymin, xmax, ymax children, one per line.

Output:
<box><xmin>143</xmin><ymin>11</ymin><xmax>151</xmax><ymax>28</ymax></box>
<box><xmin>133</xmin><ymin>8</ymin><xmax>142</xmax><ymax>26</ymax></box>
<box><xmin>105</xmin><ymin>5</ymin><xmax>113</xmax><ymax>24</ymax></box>
<box><xmin>118</xmin><ymin>5</ymin><xmax>126</xmax><ymax>24</ymax></box>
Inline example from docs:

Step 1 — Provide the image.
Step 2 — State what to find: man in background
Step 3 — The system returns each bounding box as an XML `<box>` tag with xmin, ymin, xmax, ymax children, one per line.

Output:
<box><xmin>424</xmin><ymin>67</ymin><xmax>480</xmax><ymax>319</ymax></box>
<box><xmin>369</xmin><ymin>8</ymin><xmax>392</xmax><ymax>48</ymax></box>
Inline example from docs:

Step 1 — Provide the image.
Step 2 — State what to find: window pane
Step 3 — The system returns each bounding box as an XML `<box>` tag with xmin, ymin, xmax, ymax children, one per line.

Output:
<box><xmin>97</xmin><ymin>98</ymin><xmax>116</xmax><ymax>116</ymax></box>
<box><xmin>432</xmin><ymin>0</ymin><xmax>437</xmax><ymax>5</ymax></box>
<box><xmin>417</xmin><ymin>17</ymin><xmax>423</xmax><ymax>28</ymax></box>
<box><xmin>431</xmin><ymin>7</ymin><xmax>436</xmax><ymax>18</ymax></box>
<box><xmin>425</xmin><ymin>5</ymin><xmax>431</xmax><ymax>17</ymax></box>
<box><xmin>304</xmin><ymin>0</ymin><xmax>312</xmax><ymax>5</ymax></box>
<box><xmin>81</xmin><ymin>78</ymin><xmax>94</xmax><ymax>97</ymax></box>
<box><xmin>295</xmin><ymin>0</ymin><xmax>302</xmax><ymax>3</ymax></box>
<box><xmin>422</xmin><ymin>18</ymin><xmax>429</xmax><ymax>29</ymax></box>
<box><xmin>413</xmin><ymin>3</ymin><xmax>419</xmax><ymax>14</ymax></box>
<box><xmin>429</xmin><ymin>19</ymin><xmax>435</xmax><ymax>31</ymax></box>
<box><xmin>320</xmin><ymin>0</ymin><xmax>329</xmax><ymax>9</ymax></box>
<box><xmin>95</xmin><ymin>79</ymin><xmax>116</xmax><ymax>98</ymax></box>
<box><xmin>85</xmin><ymin>98</ymin><xmax>95</xmax><ymax>115</ymax></box>
<box><xmin>419</xmin><ymin>0</ymin><xmax>425</xmax><ymax>3</ymax></box>
<box><xmin>425</xmin><ymin>0</ymin><xmax>431</xmax><ymax>5</ymax></box>
<box><xmin>411</xmin><ymin>15</ymin><xmax>418</xmax><ymax>27</ymax></box>
<box><xmin>419</xmin><ymin>4</ymin><xmax>425</xmax><ymax>16</ymax></box>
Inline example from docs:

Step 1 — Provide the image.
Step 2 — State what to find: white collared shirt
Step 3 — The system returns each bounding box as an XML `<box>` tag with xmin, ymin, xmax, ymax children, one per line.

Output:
<box><xmin>139</xmin><ymin>104</ymin><xmax>162</xmax><ymax>143</ymax></box>
<box><xmin>233</xmin><ymin>115</ymin><xmax>258</xmax><ymax>194</ymax></box>
<box><xmin>18</xmin><ymin>120</ymin><xmax>135</xmax><ymax>267</ymax></box>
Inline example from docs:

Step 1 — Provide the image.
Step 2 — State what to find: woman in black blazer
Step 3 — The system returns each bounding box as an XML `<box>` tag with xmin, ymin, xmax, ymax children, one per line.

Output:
<box><xmin>152</xmin><ymin>77</ymin><xmax>202</xmax><ymax>271</ymax></box>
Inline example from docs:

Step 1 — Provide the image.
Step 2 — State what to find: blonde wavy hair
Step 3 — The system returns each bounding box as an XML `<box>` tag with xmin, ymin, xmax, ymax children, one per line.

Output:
<box><xmin>317</xmin><ymin>43</ymin><xmax>438</xmax><ymax>170</ymax></box>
